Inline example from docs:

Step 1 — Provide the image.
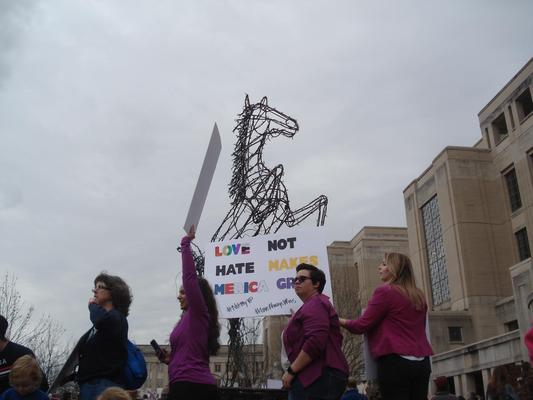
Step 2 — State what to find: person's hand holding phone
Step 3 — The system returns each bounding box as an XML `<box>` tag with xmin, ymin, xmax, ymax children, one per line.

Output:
<box><xmin>151</xmin><ymin>339</ymin><xmax>170</xmax><ymax>364</ymax></box>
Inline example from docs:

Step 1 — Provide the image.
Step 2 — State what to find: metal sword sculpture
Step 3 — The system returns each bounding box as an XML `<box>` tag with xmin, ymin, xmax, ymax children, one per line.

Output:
<box><xmin>208</xmin><ymin>95</ymin><xmax>328</xmax><ymax>386</ymax></box>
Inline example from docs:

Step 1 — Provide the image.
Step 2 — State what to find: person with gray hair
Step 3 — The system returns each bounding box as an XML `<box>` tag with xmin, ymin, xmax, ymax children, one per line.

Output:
<box><xmin>77</xmin><ymin>273</ymin><xmax>132</xmax><ymax>400</ymax></box>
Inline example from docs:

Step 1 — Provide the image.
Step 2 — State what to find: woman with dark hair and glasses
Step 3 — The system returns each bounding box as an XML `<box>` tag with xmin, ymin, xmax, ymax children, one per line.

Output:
<box><xmin>281</xmin><ymin>263</ymin><xmax>348</xmax><ymax>400</ymax></box>
<box><xmin>77</xmin><ymin>273</ymin><xmax>132</xmax><ymax>400</ymax></box>
<box><xmin>156</xmin><ymin>226</ymin><xmax>221</xmax><ymax>400</ymax></box>
<box><xmin>339</xmin><ymin>253</ymin><xmax>433</xmax><ymax>400</ymax></box>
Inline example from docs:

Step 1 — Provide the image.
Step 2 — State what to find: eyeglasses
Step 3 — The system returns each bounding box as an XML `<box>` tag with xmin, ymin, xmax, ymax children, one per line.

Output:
<box><xmin>93</xmin><ymin>284</ymin><xmax>111</xmax><ymax>291</ymax></box>
<box><xmin>293</xmin><ymin>276</ymin><xmax>311</xmax><ymax>284</ymax></box>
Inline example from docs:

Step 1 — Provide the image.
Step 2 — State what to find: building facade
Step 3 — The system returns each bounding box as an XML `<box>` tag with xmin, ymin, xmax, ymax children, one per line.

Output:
<box><xmin>403</xmin><ymin>58</ymin><xmax>533</xmax><ymax>396</ymax></box>
<box><xmin>328</xmin><ymin>226</ymin><xmax>410</xmax><ymax>309</ymax></box>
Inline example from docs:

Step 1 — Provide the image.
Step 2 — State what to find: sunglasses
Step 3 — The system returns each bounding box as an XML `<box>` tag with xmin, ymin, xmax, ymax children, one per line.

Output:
<box><xmin>293</xmin><ymin>276</ymin><xmax>311</xmax><ymax>284</ymax></box>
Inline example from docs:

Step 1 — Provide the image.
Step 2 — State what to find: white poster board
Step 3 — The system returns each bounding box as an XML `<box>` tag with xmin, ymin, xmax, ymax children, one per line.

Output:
<box><xmin>183</xmin><ymin>123</ymin><xmax>221</xmax><ymax>233</ymax></box>
<box><xmin>204</xmin><ymin>227</ymin><xmax>332</xmax><ymax>318</ymax></box>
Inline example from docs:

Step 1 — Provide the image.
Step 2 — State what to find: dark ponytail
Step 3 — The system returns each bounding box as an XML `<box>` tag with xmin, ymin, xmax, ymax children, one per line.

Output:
<box><xmin>198</xmin><ymin>277</ymin><xmax>220</xmax><ymax>355</ymax></box>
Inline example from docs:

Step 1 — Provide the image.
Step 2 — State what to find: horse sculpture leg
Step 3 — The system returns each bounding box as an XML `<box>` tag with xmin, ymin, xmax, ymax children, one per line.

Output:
<box><xmin>281</xmin><ymin>195</ymin><xmax>328</xmax><ymax>230</ymax></box>
<box><xmin>315</xmin><ymin>194</ymin><xmax>328</xmax><ymax>226</ymax></box>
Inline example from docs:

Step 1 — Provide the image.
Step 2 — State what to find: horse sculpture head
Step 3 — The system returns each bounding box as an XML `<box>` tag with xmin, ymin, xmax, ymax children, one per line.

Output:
<box><xmin>242</xmin><ymin>95</ymin><xmax>299</xmax><ymax>140</ymax></box>
<box><xmin>229</xmin><ymin>95</ymin><xmax>300</xmax><ymax>203</ymax></box>
<box><xmin>217</xmin><ymin>94</ymin><xmax>328</xmax><ymax>242</ymax></box>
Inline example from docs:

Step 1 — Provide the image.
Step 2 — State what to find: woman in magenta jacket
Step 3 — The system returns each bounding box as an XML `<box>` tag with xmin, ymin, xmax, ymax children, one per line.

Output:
<box><xmin>157</xmin><ymin>226</ymin><xmax>221</xmax><ymax>400</ymax></box>
<box><xmin>340</xmin><ymin>253</ymin><xmax>433</xmax><ymax>400</ymax></box>
<box><xmin>282</xmin><ymin>263</ymin><xmax>349</xmax><ymax>400</ymax></box>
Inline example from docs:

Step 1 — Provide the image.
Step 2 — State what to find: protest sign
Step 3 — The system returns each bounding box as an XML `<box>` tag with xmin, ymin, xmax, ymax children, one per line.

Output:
<box><xmin>204</xmin><ymin>227</ymin><xmax>332</xmax><ymax>318</ymax></box>
<box><xmin>183</xmin><ymin>123</ymin><xmax>221</xmax><ymax>233</ymax></box>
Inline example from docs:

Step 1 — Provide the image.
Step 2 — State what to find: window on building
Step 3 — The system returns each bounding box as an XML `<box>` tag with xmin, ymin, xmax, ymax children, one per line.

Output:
<box><xmin>215</xmin><ymin>363</ymin><xmax>221</xmax><ymax>373</ymax></box>
<box><xmin>255</xmin><ymin>361</ymin><xmax>263</xmax><ymax>372</ymax></box>
<box><xmin>484</xmin><ymin>127</ymin><xmax>492</xmax><ymax>148</ymax></box>
<box><xmin>508</xmin><ymin>105</ymin><xmax>515</xmax><ymax>130</ymax></box>
<box><xmin>504</xmin><ymin>320</ymin><xmax>519</xmax><ymax>331</ymax></box>
<box><xmin>516</xmin><ymin>88</ymin><xmax>533</xmax><ymax>122</ymax></box>
<box><xmin>421</xmin><ymin>196</ymin><xmax>451</xmax><ymax>306</ymax></box>
<box><xmin>448</xmin><ymin>326</ymin><xmax>463</xmax><ymax>343</ymax></box>
<box><xmin>504</xmin><ymin>168</ymin><xmax>522</xmax><ymax>212</ymax></box>
<box><xmin>515</xmin><ymin>228</ymin><xmax>531</xmax><ymax>261</ymax></box>
<box><xmin>491</xmin><ymin>112</ymin><xmax>508</xmax><ymax>143</ymax></box>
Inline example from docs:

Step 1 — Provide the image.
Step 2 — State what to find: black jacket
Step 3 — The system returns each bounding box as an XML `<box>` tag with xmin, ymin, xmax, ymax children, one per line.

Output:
<box><xmin>77</xmin><ymin>303</ymin><xmax>128</xmax><ymax>384</ymax></box>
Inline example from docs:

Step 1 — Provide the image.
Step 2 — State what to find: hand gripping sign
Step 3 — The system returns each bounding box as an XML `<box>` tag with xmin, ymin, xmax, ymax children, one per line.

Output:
<box><xmin>204</xmin><ymin>227</ymin><xmax>333</xmax><ymax>318</ymax></box>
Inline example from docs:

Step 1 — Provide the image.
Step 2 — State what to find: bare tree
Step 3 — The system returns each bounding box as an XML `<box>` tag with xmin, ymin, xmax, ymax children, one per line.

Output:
<box><xmin>330</xmin><ymin>265</ymin><xmax>364</xmax><ymax>378</ymax></box>
<box><xmin>0</xmin><ymin>272</ymin><xmax>70</xmax><ymax>382</ymax></box>
<box><xmin>241</xmin><ymin>318</ymin><xmax>264</xmax><ymax>387</ymax></box>
<box><xmin>29</xmin><ymin>316</ymin><xmax>70</xmax><ymax>382</ymax></box>
<box><xmin>0</xmin><ymin>273</ymin><xmax>35</xmax><ymax>344</ymax></box>
<box><xmin>223</xmin><ymin>317</ymin><xmax>265</xmax><ymax>388</ymax></box>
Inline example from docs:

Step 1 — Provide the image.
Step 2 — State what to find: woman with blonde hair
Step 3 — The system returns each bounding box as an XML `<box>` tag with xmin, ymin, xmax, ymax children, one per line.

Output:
<box><xmin>0</xmin><ymin>355</ymin><xmax>47</xmax><ymax>400</ymax></box>
<box><xmin>340</xmin><ymin>253</ymin><xmax>433</xmax><ymax>400</ymax></box>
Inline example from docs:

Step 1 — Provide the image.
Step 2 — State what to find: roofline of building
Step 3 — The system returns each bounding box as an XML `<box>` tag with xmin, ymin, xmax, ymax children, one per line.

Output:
<box><xmin>477</xmin><ymin>57</ymin><xmax>533</xmax><ymax>117</ymax></box>
<box><xmin>403</xmin><ymin>145</ymin><xmax>491</xmax><ymax>193</ymax></box>
<box><xmin>328</xmin><ymin>226</ymin><xmax>407</xmax><ymax>247</ymax></box>
<box><xmin>357</xmin><ymin>225</ymin><xmax>408</xmax><ymax>231</ymax></box>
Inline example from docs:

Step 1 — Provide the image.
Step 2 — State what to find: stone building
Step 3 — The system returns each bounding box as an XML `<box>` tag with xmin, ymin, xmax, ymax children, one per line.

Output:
<box><xmin>138</xmin><ymin>344</ymin><xmax>169</xmax><ymax>395</ymax></box>
<box><xmin>263</xmin><ymin>315</ymin><xmax>289</xmax><ymax>380</ymax></box>
<box><xmin>328</xmin><ymin>226</ymin><xmax>409</xmax><ymax>308</ymax></box>
<box><xmin>403</xmin><ymin>57</ymin><xmax>533</xmax><ymax>396</ymax></box>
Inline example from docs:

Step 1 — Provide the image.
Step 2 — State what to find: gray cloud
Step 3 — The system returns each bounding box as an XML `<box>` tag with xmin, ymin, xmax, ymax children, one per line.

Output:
<box><xmin>0</xmin><ymin>0</ymin><xmax>39</xmax><ymax>87</ymax></box>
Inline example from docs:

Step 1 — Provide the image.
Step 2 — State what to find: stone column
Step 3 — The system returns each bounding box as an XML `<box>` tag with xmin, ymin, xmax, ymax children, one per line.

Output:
<box><xmin>461</xmin><ymin>373</ymin><xmax>476</xmax><ymax>397</ymax></box>
<box><xmin>482</xmin><ymin>368</ymin><xmax>491</xmax><ymax>396</ymax></box>
<box><xmin>454</xmin><ymin>375</ymin><xmax>462</xmax><ymax>396</ymax></box>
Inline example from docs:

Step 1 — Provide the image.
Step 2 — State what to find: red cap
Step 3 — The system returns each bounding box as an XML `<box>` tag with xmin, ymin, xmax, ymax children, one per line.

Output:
<box><xmin>434</xmin><ymin>376</ymin><xmax>448</xmax><ymax>389</ymax></box>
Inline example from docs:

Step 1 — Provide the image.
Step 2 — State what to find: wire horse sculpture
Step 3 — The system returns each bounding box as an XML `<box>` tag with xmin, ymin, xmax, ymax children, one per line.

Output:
<box><xmin>190</xmin><ymin>95</ymin><xmax>328</xmax><ymax>386</ymax></box>
<box><xmin>211</xmin><ymin>95</ymin><xmax>327</xmax><ymax>242</ymax></box>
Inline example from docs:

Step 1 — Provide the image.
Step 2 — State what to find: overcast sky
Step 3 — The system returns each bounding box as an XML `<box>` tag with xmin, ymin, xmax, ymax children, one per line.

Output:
<box><xmin>1</xmin><ymin>1</ymin><xmax>532</xmax><ymax>346</ymax></box>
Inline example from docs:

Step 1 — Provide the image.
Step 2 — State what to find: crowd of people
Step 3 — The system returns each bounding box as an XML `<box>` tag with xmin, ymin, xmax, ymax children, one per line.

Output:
<box><xmin>0</xmin><ymin>226</ymin><xmax>530</xmax><ymax>400</ymax></box>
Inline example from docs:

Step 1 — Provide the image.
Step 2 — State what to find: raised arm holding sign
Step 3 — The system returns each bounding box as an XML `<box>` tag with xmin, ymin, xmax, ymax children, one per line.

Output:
<box><xmin>160</xmin><ymin>225</ymin><xmax>221</xmax><ymax>400</ymax></box>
